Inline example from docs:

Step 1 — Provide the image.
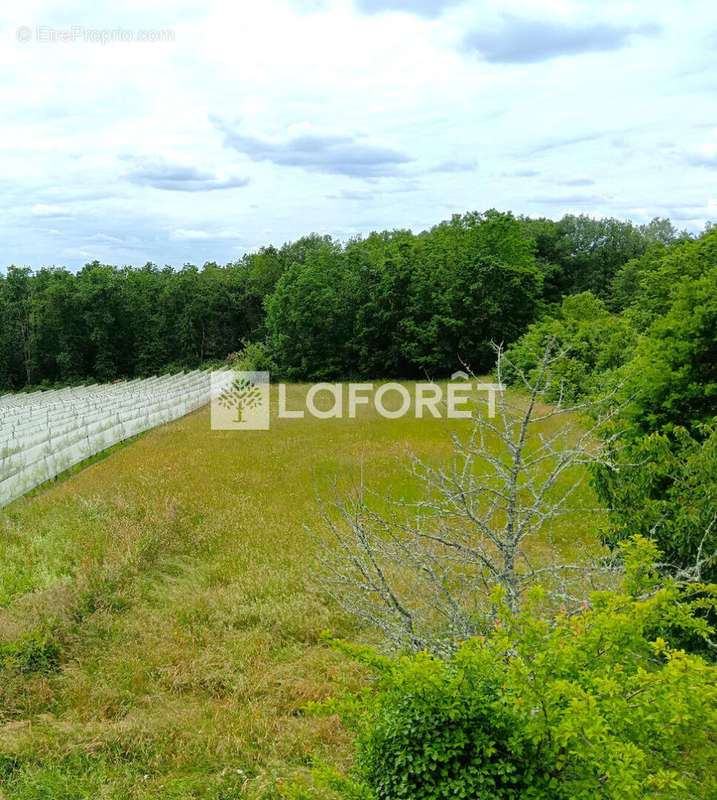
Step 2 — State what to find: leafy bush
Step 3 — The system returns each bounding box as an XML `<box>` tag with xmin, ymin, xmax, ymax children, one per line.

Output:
<box><xmin>592</xmin><ymin>261</ymin><xmax>717</xmax><ymax>593</ymax></box>
<box><xmin>322</xmin><ymin>538</ymin><xmax>717</xmax><ymax>800</ymax></box>
<box><xmin>0</xmin><ymin>631</ymin><xmax>60</xmax><ymax>674</ymax></box>
<box><xmin>355</xmin><ymin>652</ymin><xmax>550</xmax><ymax>799</ymax></box>
<box><xmin>595</xmin><ymin>422</ymin><xmax>717</xmax><ymax>590</ymax></box>
<box><xmin>228</xmin><ymin>340</ymin><xmax>277</xmax><ymax>373</ymax></box>
<box><xmin>502</xmin><ymin>292</ymin><xmax>636</xmax><ymax>403</ymax></box>
<box><xmin>618</xmin><ymin>264</ymin><xmax>717</xmax><ymax>437</ymax></box>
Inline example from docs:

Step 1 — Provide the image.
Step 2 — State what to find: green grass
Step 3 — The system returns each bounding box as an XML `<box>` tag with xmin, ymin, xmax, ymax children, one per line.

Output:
<box><xmin>0</xmin><ymin>384</ymin><xmax>602</xmax><ymax>799</ymax></box>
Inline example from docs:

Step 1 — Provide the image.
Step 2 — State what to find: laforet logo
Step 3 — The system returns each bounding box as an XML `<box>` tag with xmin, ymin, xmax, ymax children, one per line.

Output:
<box><xmin>211</xmin><ymin>369</ymin><xmax>505</xmax><ymax>432</ymax></box>
<box><xmin>218</xmin><ymin>376</ymin><xmax>263</xmax><ymax>423</ymax></box>
<box><xmin>211</xmin><ymin>371</ymin><xmax>270</xmax><ymax>430</ymax></box>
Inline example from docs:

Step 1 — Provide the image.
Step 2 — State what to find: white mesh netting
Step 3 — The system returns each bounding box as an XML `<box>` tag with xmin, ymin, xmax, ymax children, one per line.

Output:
<box><xmin>0</xmin><ymin>371</ymin><xmax>223</xmax><ymax>507</ymax></box>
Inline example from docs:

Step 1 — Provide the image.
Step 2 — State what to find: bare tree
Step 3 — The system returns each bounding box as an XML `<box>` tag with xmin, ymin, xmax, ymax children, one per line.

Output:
<box><xmin>310</xmin><ymin>341</ymin><xmax>628</xmax><ymax>655</ymax></box>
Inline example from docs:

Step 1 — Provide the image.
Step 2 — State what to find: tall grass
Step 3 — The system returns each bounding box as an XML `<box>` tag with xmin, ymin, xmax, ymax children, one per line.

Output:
<box><xmin>0</xmin><ymin>384</ymin><xmax>601</xmax><ymax>799</ymax></box>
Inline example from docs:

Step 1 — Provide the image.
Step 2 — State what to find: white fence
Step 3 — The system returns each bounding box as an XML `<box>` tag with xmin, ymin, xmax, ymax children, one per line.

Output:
<box><xmin>0</xmin><ymin>371</ymin><xmax>223</xmax><ymax>507</ymax></box>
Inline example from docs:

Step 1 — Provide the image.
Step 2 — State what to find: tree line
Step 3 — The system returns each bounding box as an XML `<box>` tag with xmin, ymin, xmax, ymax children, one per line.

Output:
<box><xmin>0</xmin><ymin>210</ymin><xmax>686</xmax><ymax>390</ymax></box>
<box><xmin>504</xmin><ymin>222</ymin><xmax>717</xmax><ymax>627</ymax></box>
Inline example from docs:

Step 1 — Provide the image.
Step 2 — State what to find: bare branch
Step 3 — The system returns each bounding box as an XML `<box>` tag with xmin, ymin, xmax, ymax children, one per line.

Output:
<box><xmin>309</xmin><ymin>341</ymin><xmax>627</xmax><ymax>654</ymax></box>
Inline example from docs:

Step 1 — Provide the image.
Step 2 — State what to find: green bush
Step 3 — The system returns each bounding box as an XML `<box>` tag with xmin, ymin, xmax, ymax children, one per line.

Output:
<box><xmin>591</xmin><ymin>261</ymin><xmax>717</xmax><ymax>594</ymax></box>
<box><xmin>597</xmin><ymin>422</ymin><xmax>717</xmax><ymax>584</ymax></box>
<box><xmin>323</xmin><ymin>537</ymin><xmax>717</xmax><ymax>800</ymax></box>
<box><xmin>502</xmin><ymin>292</ymin><xmax>636</xmax><ymax>404</ymax></box>
<box><xmin>618</xmin><ymin>264</ymin><xmax>717</xmax><ymax>438</ymax></box>
<box><xmin>356</xmin><ymin>652</ymin><xmax>549</xmax><ymax>799</ymax></box>
<box><xmin>0</xmin><ymin>631</ymin><xmax>61</xmax><ymax>674</ymax></box>
<box><xmin>228</xmin><ymin>340</ymin><xmax>277</xmax><ymax>374</ymax></box>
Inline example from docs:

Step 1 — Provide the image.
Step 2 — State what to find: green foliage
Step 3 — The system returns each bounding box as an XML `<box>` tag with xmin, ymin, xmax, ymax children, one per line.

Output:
<box><xmin>597</xmin><ymin>423</ymin><xmax>717</xmax><ymax>583</ymax></box>
<box><xmin>326</xmin><ymin>538</ymin><xmax>717</xmax><ymax>800</ymax></box>
<box><xmin>400</xmin><ymin>215</ymin><xmax>542</xmax><ymax>374</ymax></box>
<box><xmin>266</xmin><ymin>238</ymin><xmax>356</xmax><ymax>380</ymax></box>
<box><xmin>228</xmin><ymin>340</ymin><xmax>277</xmax><ymax>373</ymax></box>
<box><xmin>503</xmin><ymin>292</ymin><xmax>636</xmax><ymax>403</ymax></box>
<box><xmin>1</xmin><ymin>210</ymin><xmax>686</xmax><ymax>388</ymax></box>
<box><xmin>266</xmin><ymin>211</ymin><xmax>543</xmax><ymax>379</ymax></box>
<box><xmin>0</xmin><ymin>259</ymin><xmax>267</xmax><ymax>390</ymax></box>
<box><xmin>0</xmin><ymin>630</ymin><xmax>61</xmax><ymax>674</ymax></box>
<box><xmin>503</xmin><ymin>227</ymin><xmax>716</xmax><ymax>592</ymax></box>
<box><xmin>520</xmin><ymin>214</ymin><xmax>679</xmax><ymax>303</ymax></box>
<box><xmin>356</xmin><ymin>653</ymin><xmax>549</xmax><ymax>800</ymax></box>
<box><xmin>592</xmin><ymin>235</ymin><xmax>717</xmax><ymax>589</ymax></box>
<box><xmin>613</xmin><ymin>226</ymin><xmax>717</xmax><ymax>326</ymax></box>
<box><xmin>619</xmin><ymin>263</ymin><xmax>717</xmax><ymax>437</ymax></box>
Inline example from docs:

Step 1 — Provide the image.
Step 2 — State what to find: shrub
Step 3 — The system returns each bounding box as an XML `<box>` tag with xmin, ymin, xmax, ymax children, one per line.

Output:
<box><xmin>0</xmin><ymin>631</ymin><xmax>61</xmax><ymax>675</ymax></box>
<box><xmin>597</xmin><ymin>422</ymin><xmax>717</xmax><ymax>584</ymax></box>
<box><xmin>322</xmin><ymin>538</ymin><xmax>717</xmax><ymax>800</ymax></box>
<box><xmin>502</xmin><ymin>292</ymin><xmax>636</xmax><ymax>404</ymax></box>
<box><xmin>228</xmin><ymin>340</ymin><xmax>277</xmax><ymax>374</ymax></box>
<box><xmin>356</xmin><ymin>651</ymin><xmax>550</xmax><ymax>799</ymax></box>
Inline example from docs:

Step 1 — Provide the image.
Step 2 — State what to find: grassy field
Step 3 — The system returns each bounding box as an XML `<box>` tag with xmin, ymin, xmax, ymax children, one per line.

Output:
<box><xmin>0</xmin><ymin>384</ymin><xmax>601</xmax><ymax>799</ymax></box>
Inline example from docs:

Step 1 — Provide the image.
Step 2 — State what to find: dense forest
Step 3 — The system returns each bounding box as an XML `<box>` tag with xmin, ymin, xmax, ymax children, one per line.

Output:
<box><xmin>0</xmin><ymin>210</ymin><xmax>691</xmax><ymax>389</ymax></box>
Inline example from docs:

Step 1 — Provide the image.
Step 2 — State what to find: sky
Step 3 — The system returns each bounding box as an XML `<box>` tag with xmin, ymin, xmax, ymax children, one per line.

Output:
<box><xmin>1</xmin><ymin>0</ymin><xmax>716</xmax><ymax>270</ymax></box>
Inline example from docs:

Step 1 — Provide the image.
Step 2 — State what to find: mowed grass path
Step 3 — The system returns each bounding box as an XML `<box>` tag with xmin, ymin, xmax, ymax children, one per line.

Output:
<box><xmin>0</xmin><ymin>384</ymin><xmax>600</xmax><ymax>799</ymax></box>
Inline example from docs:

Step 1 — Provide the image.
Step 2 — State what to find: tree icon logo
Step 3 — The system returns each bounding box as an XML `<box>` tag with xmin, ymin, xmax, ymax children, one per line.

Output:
<box><xmin>218</xmin><ymin>375</ymin><xmax>263</xmax><ymax>423</ymax></box>
<box><xmin>211</xmin><ymin>370</ymin><xmax>270</xmax><ymax>430</ymax></box>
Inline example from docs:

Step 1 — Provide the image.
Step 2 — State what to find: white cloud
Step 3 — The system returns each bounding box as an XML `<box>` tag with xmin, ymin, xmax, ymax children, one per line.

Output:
<box><xmin>214</xmin><ymin>118</ymin><xmax>412</xmax><ymax>177</ymax></box>
<box><xmin>123</xmin><ymin>155</ymin><xmax>250</xmax><ymax>190</ymax></box>
<box><xmin>0</xmin><ymin>0</ymin><xmax>715</xmax><ymax>268</ymax></box>
<box><xmin>31</xmin><ymin>203</ymin><xmax>67</xmax><ymax>216</ymax></box>
<box><xmin>463</xmin><ymin>15</ymin><xmax>660</xmax><ymax>63</ymax></box>
<box><xmin>171</xmin><ymin>228</ymin><xmax>242</xmax><ymax>239</ymax></box>
<box><xmin>685</xmin><ymin>128</ymin><xmax>717</xmax><ymax>167</ymax></box>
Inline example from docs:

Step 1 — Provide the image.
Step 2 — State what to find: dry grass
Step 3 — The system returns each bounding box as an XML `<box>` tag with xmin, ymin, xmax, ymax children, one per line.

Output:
<box><xmin>0</xmin><ymin>384</ymin><xmax>601</xmax><ymax>799</ymax></box>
